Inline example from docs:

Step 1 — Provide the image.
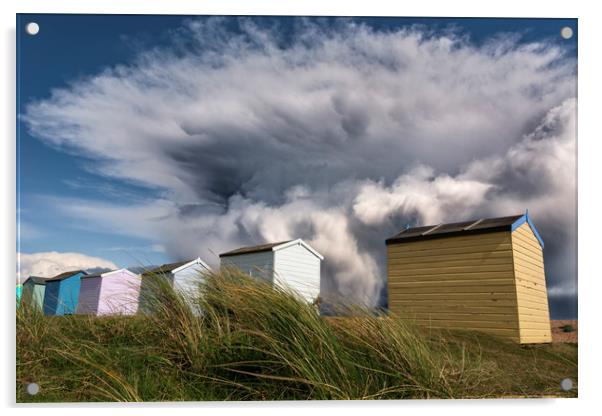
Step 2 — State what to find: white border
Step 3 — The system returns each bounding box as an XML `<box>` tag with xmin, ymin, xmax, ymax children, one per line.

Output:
<box><xmin>3</xmin><ymin>1</ymin><xmax>600</xmax><ymax>415</ymax></box>
<box><xmin>4</xmin><ymin>1</ymin><xmax>584</xmax><ymax>17</ymax></box>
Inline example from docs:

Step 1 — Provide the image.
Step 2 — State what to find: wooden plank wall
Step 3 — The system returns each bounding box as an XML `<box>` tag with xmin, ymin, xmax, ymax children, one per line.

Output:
<box><xmin>221</xmin><ymin>251</ymin><xmax>275</xmax><ymax>282</ymax></box>
<box><xmin>511</xmin><ymin>223</ymin><xmax>552</xmax><ymax>343</ymax></box>
<box><xmin>387</xmin><ymin>231</ymin><xmax>521</xmax><ymax>341</ymax></box>
<box><xmin>274</xmin><ymin>243</ymin><xmax>321</xmax><ymax>303</ymax></box>
<box><xmin>76</xmin><ymin>277</ymin><xmax>101</xmax><ymax>315</ymax></box>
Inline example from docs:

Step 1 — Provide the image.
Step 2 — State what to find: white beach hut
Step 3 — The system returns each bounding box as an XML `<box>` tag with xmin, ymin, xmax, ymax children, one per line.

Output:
<box><xmin>219</xmin><ymin>239</ymin><xmax>324</xmax><ymax>303</ymax></box>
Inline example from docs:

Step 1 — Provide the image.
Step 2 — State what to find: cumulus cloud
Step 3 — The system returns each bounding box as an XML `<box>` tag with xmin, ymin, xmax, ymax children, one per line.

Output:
<box><xmin>17</xmin><ymin>252</ymin><xmax>117</xmax><ymax>282</ymax></box>
<box><xmin>353</xmin><ymin>165</ymin><xmax>494</xmax><ymax>226</ymax></box>
<box><xmin>22</xmin><ymin>19</ymin><xmax>576</xmax><ymax>313</ymax></box>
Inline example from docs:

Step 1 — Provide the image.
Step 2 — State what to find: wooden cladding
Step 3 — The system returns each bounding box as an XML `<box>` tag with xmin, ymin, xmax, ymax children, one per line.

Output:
<box><xmin>511</xmin><ymin>223</ymin><xmax>552</xmax><ymax>343</ymax></box>
<box><xmin>387</xmin><ymin>225</ymin><xmax>552</xmax><ymax>344</ymax></box>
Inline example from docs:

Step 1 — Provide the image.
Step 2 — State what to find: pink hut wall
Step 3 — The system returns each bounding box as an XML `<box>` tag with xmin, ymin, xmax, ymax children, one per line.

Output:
<box><xmin>97</xmin><ymin>269</ymin><xmax>141</xmax><ymax>315</ymax></box>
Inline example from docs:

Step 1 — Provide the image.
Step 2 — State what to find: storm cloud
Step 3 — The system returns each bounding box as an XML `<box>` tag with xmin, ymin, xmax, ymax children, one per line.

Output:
<box><xmin>23</xmin><ymin>18</ymin><xmax>577</xmax><ymax>315</ymax></box>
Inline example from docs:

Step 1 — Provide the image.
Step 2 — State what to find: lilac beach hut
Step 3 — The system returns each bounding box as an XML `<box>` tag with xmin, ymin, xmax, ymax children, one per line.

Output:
<box><xmin>76</xmin><ymin>268</ymin><xmax>142</xmax><ymax>315</ymax></box>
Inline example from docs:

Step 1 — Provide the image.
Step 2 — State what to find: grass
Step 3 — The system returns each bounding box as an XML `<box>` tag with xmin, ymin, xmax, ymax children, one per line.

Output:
<box><xmin>17</xmin><ymin>269</ymin><xmax>577</xmax><ymax>402</ymax></box>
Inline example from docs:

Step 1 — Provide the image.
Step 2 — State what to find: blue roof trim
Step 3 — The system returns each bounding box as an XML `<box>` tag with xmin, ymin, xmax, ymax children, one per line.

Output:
<box><xmin>511</xmin><ymin>212</ymin><xmax>544</xmax><ymax>249</ymax></box>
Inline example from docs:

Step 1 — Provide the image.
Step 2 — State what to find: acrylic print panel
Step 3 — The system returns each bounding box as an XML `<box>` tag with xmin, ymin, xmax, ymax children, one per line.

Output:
<box><xmin>16</xmin><ymin>14</ymin><xmax>577</xmax><ymax>402</ymax></box>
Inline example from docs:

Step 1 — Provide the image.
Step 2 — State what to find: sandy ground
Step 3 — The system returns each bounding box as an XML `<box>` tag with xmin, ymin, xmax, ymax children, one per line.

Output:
<box><xmin>551</xmin><ymin>320</ymin><xmax>578</xmax><ymax>343</ymax></box>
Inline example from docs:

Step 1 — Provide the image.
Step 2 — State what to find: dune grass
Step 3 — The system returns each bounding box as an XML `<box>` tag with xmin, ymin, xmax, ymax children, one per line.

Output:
<box><xmin>17</xmin><ymin>269</ymin><xmax>577</xmax><ymax>402</ymax></box>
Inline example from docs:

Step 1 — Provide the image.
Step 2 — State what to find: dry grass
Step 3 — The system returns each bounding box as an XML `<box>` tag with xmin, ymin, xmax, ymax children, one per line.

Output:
<box><xmin>17</xmin><ymin>269</ymin><xmax>577</xmax><ymax>402</ymax></box>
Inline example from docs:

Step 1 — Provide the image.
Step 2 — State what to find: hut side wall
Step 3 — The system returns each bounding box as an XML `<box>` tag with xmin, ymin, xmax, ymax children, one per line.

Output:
<box><xmin>511</xmin><ymin>222</ymin><xmax>552</xmax><ymax>343</ymax></box>
<box><xmin>76</xmin><ymin>277</ymin><xmax>102</xmax><ymax>315</ymax></box>
<box><xmin>221</xmin><ymin>251</ymin><xmax>275</xmax><ymax>283</ymax></box>
<box><xmin>387</xmin><ymin>231</ymin><xmax>521</xmax><ymax>341</ymax></box>
<box><xmin>97</xmin><ymin>271</ymin><xmax>141</xmax><ymax>315</ymax></box>
<box><xmin>274</xmin><ymin>244</ymin><xmax>321</xmax><ymax>303</ymax></box>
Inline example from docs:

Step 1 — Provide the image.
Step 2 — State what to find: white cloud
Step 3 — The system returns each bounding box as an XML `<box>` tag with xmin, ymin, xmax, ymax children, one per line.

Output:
<box><xmin>353</xmin><ymin>165</ymin><xmax>494</xmax><ymax>226</ymax></box>
<box><xmin>351</xmin><ymin>99</ymin><xmax>577</xmax><ymax>302</ymax></box>
<box><xmin>22</xmin><ymin>19</ymin><xmax>576</xmax><ymax>308</ymax></box>
<box><xmin>40</xmin><ymin>97</ymin><xmax>575</xmax><ymax>306</ymax></box>
<box><xmin>18</xmin><ymin>252</ymin><xmax>117</xmax><ymax>282</ymax></box>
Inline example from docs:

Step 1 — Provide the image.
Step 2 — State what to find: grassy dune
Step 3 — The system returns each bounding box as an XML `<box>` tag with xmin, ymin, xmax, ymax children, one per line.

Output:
<box><xmin>17</xmin><ymin>269</ymin><xmax>577</xmax><ymax>402</ymax></box>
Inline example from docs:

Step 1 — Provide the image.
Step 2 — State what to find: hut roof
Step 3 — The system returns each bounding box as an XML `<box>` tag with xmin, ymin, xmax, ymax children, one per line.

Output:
<box><xmin>219</xmin><ymin>240</ymin><xmax>293</xmax><ymax>257</ymax></box>
<box><xmin>44</xmin><ymin>270</ymin><xmax>87</xmax><ymax>282</ymax></box>
<box><xmin>386</xmin><ymin>214</ymin><xmax>525</xmax><ymax>245</ymax></box>
<box><xmin>81</xmin><ymin>272</ymin><xmax>103</xmax><ymax>279</ymax></box>
<box><xmin>23</xmin><ymin>276</ymin><xmax>48</xmax><ymax>285</ymax></box>
<box><xmin>219</xmin><ymin>239</ymin><xmax>324</xmax><ymax>260</ymax></box>
<box><xmin>142</xmin><ymin>260</ymin><xmax>196</xmax><ymax>276</ymax></box>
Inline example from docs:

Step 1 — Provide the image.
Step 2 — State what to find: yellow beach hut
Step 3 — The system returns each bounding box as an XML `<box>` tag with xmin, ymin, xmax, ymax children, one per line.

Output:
<box><xmin>386</xmin><ymin>212</ymin><xmax>552</xmax><ymax>344</ymax></box>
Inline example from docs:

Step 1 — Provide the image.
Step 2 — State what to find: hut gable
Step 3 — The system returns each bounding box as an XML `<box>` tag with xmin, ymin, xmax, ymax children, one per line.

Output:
<box><xmin>139</xmin><ymin>258</ymin><xmax>211</xmax><ymax>313</ymax></box>
<box><xmin>219</xmin><ymin>239</ymin><xmax>323</xmax><ymax>303</ymax></box>
<box><xmin>43</xmin><ymin>270</ymin><xmax>87</xmax><ymax>316</ymax></box>
<box><xmin>22</xmin><ymin>276</ymin><xmax>47</xmax><ymax>310</ymax></box>
<box><xmin>143</xmin><ymin>258</ymin><xmax>211</xmax><ymax>290</ymax></box>
<box><xmin>386</xmin><ymin>213</ymin><xmax>552</xmax><ymax>344</ymax></box>
<box><xmin>97</xmin><ymin>269</ymin><xmax>142</xmax><ymax>315</ymax></box>
<box><xmin>77</xmin><ymin>269</ymin><xmax>142</xmax><ymax>316</ymax></box>
<box><xmin>170</xmin><ymin>258</ymin><xmax>212</xmax><ymax>298</ymax></box>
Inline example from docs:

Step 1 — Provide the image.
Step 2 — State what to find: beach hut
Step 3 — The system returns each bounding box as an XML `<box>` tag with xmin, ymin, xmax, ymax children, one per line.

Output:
<box><xmin>139</xmin><ymin>258</ymin><xmax>211</xmax><ymax>311</ymax></box>
<box><xmin>76</xmin><ymin>268</ymin><xmax>142</xmax><ymax>315</ymax></box>
<box><xmin>43</xmin><ymin>270</ymin><xmax>87</xmax><ymax>316</ymax></box>
<box><xmin>21</xmin><ymin>276</ymin><xmax>47</xmax><ymax>310</ymax></box>
<box><xmin>16</xmin><ymin>284</ymin><xmax>22</xmax><ymax>306</ymax></box>
<box><xmin>386</xmin><ymin>212</ymin><xmax>552</xmax><ymax>344</ymax></box>
<box><xmin>219</xmin><ymin>239</ymin><xmax>324</xmax><ymax>303</ymax></box>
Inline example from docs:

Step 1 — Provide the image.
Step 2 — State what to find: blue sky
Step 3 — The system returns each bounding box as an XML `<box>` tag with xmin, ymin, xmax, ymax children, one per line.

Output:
<box><xmin>17</xmin><ymin>15</ymin><xmax>577</xmax><ymax>317</ymax></box>
<box><xmin>17</xmin><ymin>14</ymin><xmax>189</xmax><ymax>267</ymax></box>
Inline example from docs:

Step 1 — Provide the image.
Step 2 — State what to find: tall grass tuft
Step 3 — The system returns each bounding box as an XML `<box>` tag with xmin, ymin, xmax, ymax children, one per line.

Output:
<box><xmin>17</xmin><ymin>268</ymin><xmax>578</xmax><ymax>402</ymax></box>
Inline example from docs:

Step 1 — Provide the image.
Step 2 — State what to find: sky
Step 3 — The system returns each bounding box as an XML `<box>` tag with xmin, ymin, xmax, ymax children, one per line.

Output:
<box><xmin>17</xmin><ymin>14</ymin><xmax>577</xmax><ymax>318</ymax></box>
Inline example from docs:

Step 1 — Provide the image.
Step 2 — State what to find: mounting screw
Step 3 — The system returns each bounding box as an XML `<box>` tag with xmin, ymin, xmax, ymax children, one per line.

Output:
<box><xmin>25</xmin><ymin>22</ymin><xmax>40</xmax><ymax>36</ymax></box>
<box><xmin>26</xmin><ymin>382</ymin><xmax>39</xmax><ymax>395</ymax></box>
<box><xmin>560</xmin><ymin>378</ymin><xmax>573</xmax><ymax>391</ymax></box>
<box><xmin>560</xmin><ymin>27</ymin><xmax>573</xmax><ymax>40</ymax></box>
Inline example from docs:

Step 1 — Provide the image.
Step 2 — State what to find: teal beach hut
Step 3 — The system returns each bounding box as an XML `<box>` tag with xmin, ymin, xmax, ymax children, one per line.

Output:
<box><xmin>22</xmin><ymin>276</ymin><xmax>47</xmax><ymax>310</ymax></box>
<box><xmin>43</xmin><ymin>270</ymin><xmax>87</xmax><ymax>316</ymax></box>
<box><xmin>16</xmin><ymin>284</ymin><xmax>22</xmax><ymax>306</ymax></box>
